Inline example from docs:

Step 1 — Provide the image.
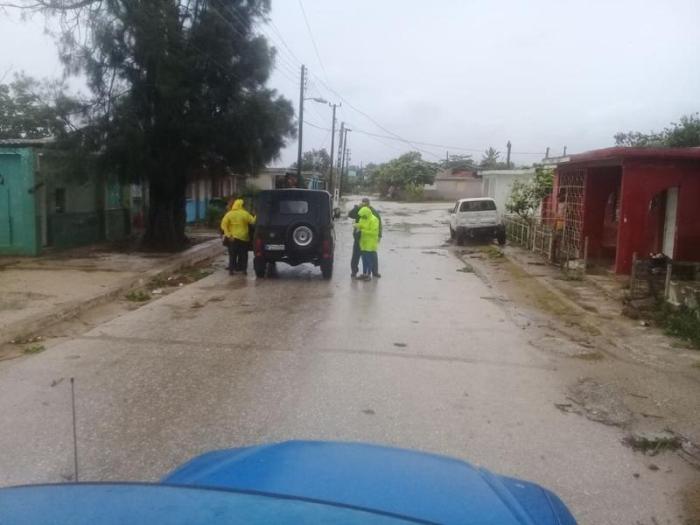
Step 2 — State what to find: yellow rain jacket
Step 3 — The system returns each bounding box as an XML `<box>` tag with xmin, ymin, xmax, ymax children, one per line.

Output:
<box><xmin>220</xmin><ymin>199</ymin><xmax>256</xmax><ymax>241</ymax></box>
<box><xmin>354</xmin><ymin>206</ymin><xmax>380</xmax><ymax>252</ymax></box>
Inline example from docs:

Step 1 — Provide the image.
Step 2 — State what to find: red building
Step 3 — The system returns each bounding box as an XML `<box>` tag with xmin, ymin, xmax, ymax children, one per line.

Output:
<box><xmin>548</xmin><ymin>147</ymin><xmax>700</xmax><ymax>274</ymax></box>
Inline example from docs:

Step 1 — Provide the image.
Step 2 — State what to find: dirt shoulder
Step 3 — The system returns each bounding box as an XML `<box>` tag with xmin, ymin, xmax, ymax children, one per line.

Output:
<box><xmin>455</xmin><ymin>242</ymin><xmax>700</xmax><ymax>457</ymax></box>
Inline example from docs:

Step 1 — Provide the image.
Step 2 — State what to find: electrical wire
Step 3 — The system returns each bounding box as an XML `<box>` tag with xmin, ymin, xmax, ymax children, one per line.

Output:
<box><xmin>297</xmin><ymin>0</ymin><xmax>330</xmax><ymax>84</ymax></box>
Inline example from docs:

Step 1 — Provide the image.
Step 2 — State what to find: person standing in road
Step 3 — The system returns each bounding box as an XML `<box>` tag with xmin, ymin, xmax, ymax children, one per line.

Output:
<box><xmin>353</xmin><ymin>206</ymin><xmax>380</xmax><ymax>281</ymax></box>
<box><xmin>348</xmin><ymin>197</ymin><xmax>382</xmax><ymax>278</ymax></box>
<box><xmin>220</xmin><ymin>198</ymin><xmax>256</xmax><ymax>275</ymax></box>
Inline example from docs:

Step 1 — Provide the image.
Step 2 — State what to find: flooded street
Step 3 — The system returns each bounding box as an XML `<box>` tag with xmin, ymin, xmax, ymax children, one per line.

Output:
<box><xmin>0</xmin><ymin>199</ymin><xmax>697</xmax><ymax>524</ymax></box>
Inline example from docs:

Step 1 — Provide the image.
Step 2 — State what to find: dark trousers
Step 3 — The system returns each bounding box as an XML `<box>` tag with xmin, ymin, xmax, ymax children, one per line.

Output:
<box><xmin>361</xmin><ymin>251</ymin><xmax>375</xmax><ymax>275</ymax></box>
<box><xmin>227</xmin><ymin>239</ymin><xmax>249</xmax><ymax>272</ymax></box>
<box><xmin>352</xmin><ymin>237</ymin><xmax>379</xmax><ymax>276</ymax></box>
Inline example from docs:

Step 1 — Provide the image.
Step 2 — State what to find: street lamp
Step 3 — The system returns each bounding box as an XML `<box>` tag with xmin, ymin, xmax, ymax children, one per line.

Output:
<box><xmin>297</xmin><ymin>96</ymin><xmax>328</xmax><ymax>178</ymax></box>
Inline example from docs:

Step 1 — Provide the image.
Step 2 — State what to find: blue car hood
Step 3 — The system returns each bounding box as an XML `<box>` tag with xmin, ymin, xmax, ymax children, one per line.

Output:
<box><xmin>164</xmin><ymin>440</ymin><xmax>576</xmax><ymax>525</ymax></box>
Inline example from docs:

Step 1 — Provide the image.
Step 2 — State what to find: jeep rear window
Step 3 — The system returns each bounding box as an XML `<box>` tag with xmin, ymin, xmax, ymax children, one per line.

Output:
<box><xmin>278</xmin><ymin>200</ymin><xmax>309</xmax><ymax>214</ymax></box>
<box><xmin>460</xmin><ymin>200</ymin><xmax>496</xmax><ymax>212</ymax></box>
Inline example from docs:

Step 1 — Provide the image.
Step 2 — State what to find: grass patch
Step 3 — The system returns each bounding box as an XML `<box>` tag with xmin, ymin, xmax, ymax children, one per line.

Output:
<box><xmin>24</xmin><ymin>344</ymin><xmax>45</xmax><ymax>354</ymax></box>
<box><xmin>457</xmin><ymin>262</ymin><xmax>474</xmax><ymax>273</ymax></box>
<box><xmin>480</xmin><ymin>245</ymin><xmax>505</xmax><ymax>260</ymax></box>
<box><xmin>656</xmin><ymin>305</ymin><xmax>700</xmax><ymax>349</ymax></box>
<box><xmin>691</xmin><ymin>362</ymin><xmax>700</xmax><ymax>369</ymax></box>
<box><xmin>126</xmin><ymin>290</ymin><xmax>151</xmax><ymax>302</ymax></box>
<box><xmin>572</xmin><ymin>351</ymin><xmax>605</xmax><ymax>361</ymax></box>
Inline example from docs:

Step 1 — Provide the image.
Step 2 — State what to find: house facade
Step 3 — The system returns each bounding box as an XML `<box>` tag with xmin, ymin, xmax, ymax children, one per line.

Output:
<box><xmin>547</xmin><ymin>147</ymin><xmax>700</xmax><ymax>274</ymax></box>
<box><xmin>0</xmin><ymin>140</ymin><xmax>134</xmax><ymax>256</ymax></box>
<box><xmin>424</xmin><ymin>169</ymin><xmax>482</xmax><ymax>201</ymax></box>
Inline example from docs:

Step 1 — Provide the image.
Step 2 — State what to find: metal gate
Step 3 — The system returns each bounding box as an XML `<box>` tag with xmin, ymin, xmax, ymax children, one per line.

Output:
<box><xmin>558</xmin><ymin>169</ymin><xmax>585</xmax><ymax>266</ymax></box>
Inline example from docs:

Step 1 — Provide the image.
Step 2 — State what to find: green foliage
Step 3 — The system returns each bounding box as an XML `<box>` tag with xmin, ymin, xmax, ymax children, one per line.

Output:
<box><xmin>24</xmin><ymin>344</ymin><xmax>46</xmax><ymax>354</ymax></box>
<box><xmin>126</xmin><ymin>290</ymin><xmax>151</xmax><ymax>302</ymax></box>
<box><xmin>658</xmin><ymin>305</ymin><xmax>700</xmax><ymax>349</ymax></box>
<box><xmin>206</xmin><ymin>204</ymin><xmax>225</xmax><ymax>229</ymax></box>
<box><xmin>480</xmin><ymin>147</ymin><xmax>509</xmax><ymax>169</ymax></box>
<box><xmin>614</xmin><ymin>113</ymin><xmax>700</xmax><ymax>147</ymax></box>
<box><xmin>373</xmin><ymin>152</ymin><xmax>438</xmax><ymax>197</ymax></box>
<box><xmin>0</xmin><ymin>73</ymin><xmax>81</xmax><ymax>140</ymax></box>
<box><xmin>291</xmin><ymin>148</ymin><xmax>331</xmax><ymax>173</ymax></box>
<box><xmin>442</xmin><ymin>154</ymin><xmax>475</xmax><ymax>173</ymax></box>
<box><xmin>505</xmin><ymin>166</ymin><xmax>554</xmax><ymax>219</ymax></box>
<box><xmin>402</xmin><ymin>182</ymin><xmax>425</xmax><ymax>201</ymax></box>
<box><xmin>16</xmin><ymin>0</ymin><xmax>295</xmax><ymax>250</ymax></box>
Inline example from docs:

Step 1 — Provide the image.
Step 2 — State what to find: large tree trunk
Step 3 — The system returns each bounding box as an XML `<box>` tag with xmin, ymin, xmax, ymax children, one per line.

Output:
<box><xmin>143</xmin><ymin>175</ymin><xmax>188</xmax><ymax>251</ymax></box>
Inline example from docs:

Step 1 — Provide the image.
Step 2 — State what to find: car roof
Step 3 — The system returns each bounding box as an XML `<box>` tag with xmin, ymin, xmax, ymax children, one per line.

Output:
<box><xmin>456</xmin><ymin>197</ymin><xmax>496</xmax><ymax>203</ymax></box>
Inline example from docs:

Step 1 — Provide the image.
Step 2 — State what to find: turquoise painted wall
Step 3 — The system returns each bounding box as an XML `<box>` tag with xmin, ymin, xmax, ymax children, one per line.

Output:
<box><xmin>0</xmin><ymin>148</ymin><xmax>39</xmax><ymax>255</ymax></box>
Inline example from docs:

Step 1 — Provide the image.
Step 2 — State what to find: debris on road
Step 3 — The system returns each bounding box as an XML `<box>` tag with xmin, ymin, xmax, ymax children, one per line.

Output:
<box><xmin>23</xmin><ymin>344</ymin><xmax>45</xmax><ymax>354</ymax></box>
<box><xmin>623</xmin><ymin>431</ymin><xmax>682</xmax><ymax>455</ymax></box>
<box><xmin>567</xmin><ymin>378</ymin><xmax>634</xmax><ymax>427</ymax></box>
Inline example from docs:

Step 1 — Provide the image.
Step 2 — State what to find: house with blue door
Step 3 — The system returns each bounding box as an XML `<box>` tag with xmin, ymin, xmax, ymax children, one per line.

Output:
<box><xmin>185</xmin><ymin>168</ymin><xmax>326</xmax><ymax>224</ymax></box>
<box><xmin>0</xmin><ymin>139</ymin><xmax>136</xmax><ymax>256</ymax></box>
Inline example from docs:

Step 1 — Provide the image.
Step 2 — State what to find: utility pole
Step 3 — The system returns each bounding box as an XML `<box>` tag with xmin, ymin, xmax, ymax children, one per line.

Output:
<box><xmin>296</xmin><ymin>64</ymin><xmax>306</xmax><ymax>179</ymax></box>
<box><xmin>339</xmin><ymin>128</ymin><xmax>351</xmax><ymax>197</ymax></box>
<box><xmin>334</xmin><ymin>122</ymin><xmax>345</xmax><ymax>201</ymax></box>
<box><xmin>545</xmin><ymin>147</ymin><xmax>550</xmax><ymax>159</ymax></box>
<box><xmin>506</xmin><ymin>141</ymin><xmax>512</xmax><ymax>168</ymax></box>
<box><xmin>563</xmin><ymin>146</ymin><xmax>567</xmax><ymax>156</ymax></box>
<box><xmin>327</xmin><ymin>102</ymin><xmax>340</xmax><ymax>195</ymax></box>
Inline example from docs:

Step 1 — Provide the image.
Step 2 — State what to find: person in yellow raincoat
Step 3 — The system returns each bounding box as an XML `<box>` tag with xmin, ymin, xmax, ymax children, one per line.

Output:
<box><xmin>220</xmin><ymin>199</ymin><xmax>256</xmax><ymax>275</ymax></box>
<box><xmin>353</xmin><ymin>206</ymin><xmax>380</xmax><ymax>281</ymax></box>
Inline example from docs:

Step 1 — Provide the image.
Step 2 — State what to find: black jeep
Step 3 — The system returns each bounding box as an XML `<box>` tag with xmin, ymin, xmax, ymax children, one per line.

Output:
<box><xmin>252</xmin><ymin>189</ymin><xmax>335</xmax><ymax>279</ymax></box>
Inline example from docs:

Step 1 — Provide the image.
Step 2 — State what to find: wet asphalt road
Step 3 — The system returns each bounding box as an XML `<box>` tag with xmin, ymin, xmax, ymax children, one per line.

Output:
<box><xmin>0</xmin><ymin>199</ymin><xmax>694</xmax><ymax>524</ymax></box>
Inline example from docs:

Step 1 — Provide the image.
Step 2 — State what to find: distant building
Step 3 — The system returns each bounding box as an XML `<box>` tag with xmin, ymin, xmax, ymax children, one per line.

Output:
<box><xmin>480</xmin><ymin>168</ymin><xmax>536</xmax><ymax>212</ymax></box>
<box><xmin>424</xmin><ymin>169</ymin><xmax>482</xmax><ymax>200</ymax></box>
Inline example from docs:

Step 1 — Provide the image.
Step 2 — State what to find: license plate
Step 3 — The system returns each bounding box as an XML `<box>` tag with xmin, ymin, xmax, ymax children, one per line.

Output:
<box><xmin>265</xmin><ymin>244</ymin><xmax>286</xmax><ymax>251</ymax></box>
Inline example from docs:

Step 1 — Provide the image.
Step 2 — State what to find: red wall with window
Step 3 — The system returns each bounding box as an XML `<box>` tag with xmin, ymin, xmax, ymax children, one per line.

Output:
<box><xmin>616</xmin><ymin>160</ymin><xmax>700</xmax><ymax>273</ymax></box>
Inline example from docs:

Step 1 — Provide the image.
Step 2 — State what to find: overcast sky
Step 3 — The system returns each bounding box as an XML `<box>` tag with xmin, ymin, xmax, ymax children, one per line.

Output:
<box><xmin>1</xmin><ymin>0</ymin><xmax>699</xmax><ymax>167</ymax></box>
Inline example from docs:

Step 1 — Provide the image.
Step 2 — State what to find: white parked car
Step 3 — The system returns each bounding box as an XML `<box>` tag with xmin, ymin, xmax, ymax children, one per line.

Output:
<box><xmin>449</xmin><ymin>197</ymin><xmax>506</xmax><ymax>245</ymax></box>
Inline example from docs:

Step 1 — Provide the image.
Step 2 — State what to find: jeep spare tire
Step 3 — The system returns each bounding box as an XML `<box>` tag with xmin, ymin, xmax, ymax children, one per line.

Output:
<box><xmin>288</xmin><ymin>223</ymin><xmax>317</xmax><ymax>251</ymax></box>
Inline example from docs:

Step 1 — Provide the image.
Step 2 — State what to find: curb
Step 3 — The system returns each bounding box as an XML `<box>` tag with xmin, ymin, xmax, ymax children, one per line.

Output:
<box><xmin>2</xmin><ymin>238</ymin><xmax>224</xmax><ymax>345</ymax></box>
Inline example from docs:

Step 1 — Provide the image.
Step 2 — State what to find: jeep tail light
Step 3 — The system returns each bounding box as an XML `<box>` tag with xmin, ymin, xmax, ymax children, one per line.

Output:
<box><xmin>322</xmin><ymin>240</ymin><xmax>331</xmax><ymax>259</ymax></box>
<box><xmin>254</xmin><ymin>238</ymin><xmax>263</xmax><ymax>257</ymax></box>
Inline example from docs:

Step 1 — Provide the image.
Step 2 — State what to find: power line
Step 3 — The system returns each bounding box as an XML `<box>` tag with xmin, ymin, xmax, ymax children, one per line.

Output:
<box><xmin>297</xmin><ymin>0</ymin><xmax>330</xmax><ymax>84</ymax></box>
<box><xmin>303</xmin><ymin>119</ymin><xmax>330</xmax><ymax>131</ymax></box>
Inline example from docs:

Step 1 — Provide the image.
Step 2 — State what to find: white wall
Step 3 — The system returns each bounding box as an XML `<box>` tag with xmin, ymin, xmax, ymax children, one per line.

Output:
<box><xmin>481</xmin><ymin>169</ymin><xmax>535</xmax><ymax>213</ymax></box>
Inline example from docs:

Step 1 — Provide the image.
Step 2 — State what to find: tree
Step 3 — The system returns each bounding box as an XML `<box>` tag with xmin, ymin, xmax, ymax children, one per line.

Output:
<box><xmin>480</xmin><ymin>147</ymin><xmax>508</xmax><ymax>169</ymax></box>
<box><xmin>7</xmin><ymin>0</ymin><xmax>295</xmax><ymax>250</ymax></box>
<box><xmin>614</xmin><ymin>113</ymin><xmax>700</xmax><ymax>148</ymax></box>
<box><xmin>442</xmin><ymin>154</ymin><xmax>475</xmax><ymax>173</ymax></box>
<box><xmin>0</xmin><ymin>73</ymin><xmax>81</xmax><ymax>140</ymax></box>
<box><xmin>290</xmin><ymin>148</ymin><xmax>331</xmax><ymax>173</ymax></box>
<box><xmin>664</xmin><ymin>113</ymin><xmax>700</xmax><ymax>147</ymax></box>
<box><xmin>505</xmin><ymin>166</ymin><xmax>554</xmax><ymax>220</ymax></box>
<box><xmin>374</xmin><ymin>151</ymin><xmax>438</xmax><ymax>198</ymax></box>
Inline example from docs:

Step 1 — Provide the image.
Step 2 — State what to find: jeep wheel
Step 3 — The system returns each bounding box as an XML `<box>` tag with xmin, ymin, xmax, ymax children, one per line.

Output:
<box><xmin>254</xmin><ymin>257</ymin><xmax>266</xmax><ymax>278</ymax></box>
<box><xmin>320</xmin><ymin>258</ymin><xmax>333</xmax><ymax>279</ymax></box>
